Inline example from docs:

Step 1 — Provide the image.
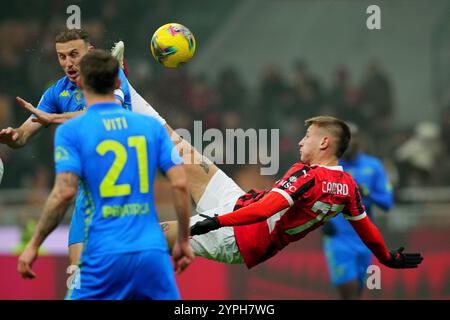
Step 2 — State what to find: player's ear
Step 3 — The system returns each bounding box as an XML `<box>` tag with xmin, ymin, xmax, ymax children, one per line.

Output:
<box><xmin>115</xmin><ymin>78</ymin><xmax>121</xmax><ymax>90</ymax></box>
<box><xmin>87</xmin><ymin>44</ymin><xmax>95</xmax><ymax>52</ymax></box>
<box><xmin>320</xmin><ymin>136</ymin><xmax>330</xmax><ymax>150</ymax></box>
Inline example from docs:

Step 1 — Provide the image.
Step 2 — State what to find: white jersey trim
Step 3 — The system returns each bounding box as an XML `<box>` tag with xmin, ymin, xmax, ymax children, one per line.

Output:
<box><xmin>271</xmin><ymin>188</ymin><xmax>294</xmax><ymax>207</ymax></box>
<box><xmin>343</xmin><ymin>211</ymin><xmax>367</xmax><ymax>221</ymax></box>
<box><xmin>114</xmin><ymin>89</ymin><xmax>125</xmax><ymax>102</ymax></box>
<box><xmin>266</xmin><ymin>208</ymin><xmax>289</xmax><ymax>233</ymax></box>
<box><xmin>317</xmin><ymin>165</ymin><xmax>343</xmax><ymax>171</ymax></box>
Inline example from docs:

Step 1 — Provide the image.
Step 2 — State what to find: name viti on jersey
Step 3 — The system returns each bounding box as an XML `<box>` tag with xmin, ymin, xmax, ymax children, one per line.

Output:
<box><xmin>322</xmin><ymin>181</ymin><xmax>348</xmax><ymax>195</ymax></box>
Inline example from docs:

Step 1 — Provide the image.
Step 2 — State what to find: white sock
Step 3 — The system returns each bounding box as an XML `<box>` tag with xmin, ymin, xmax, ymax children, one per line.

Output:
<box><xmin>128</xmin><ymin>82</ymin><xmax>167</xmax><ymax>125</ymax></box>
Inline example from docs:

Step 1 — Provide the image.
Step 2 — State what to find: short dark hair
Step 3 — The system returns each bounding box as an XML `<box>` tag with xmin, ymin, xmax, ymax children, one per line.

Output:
<box><xmin>55</xmin><ymin>28</ymin><xmax>90</xmax><ymax>44</ymax></box>
<box><xmin>79</xmin><ymin>50</ymin><xmax>119</xmax><ymax>95</ymax></box>
<box><xmin>305</xmin><ymin>116</ymin><xmax>351</xmax><ymax>158</ymax></box>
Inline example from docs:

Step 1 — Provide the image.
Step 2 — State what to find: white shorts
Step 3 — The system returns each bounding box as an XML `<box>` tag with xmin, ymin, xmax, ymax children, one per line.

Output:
<box><xmin>189</xmin><ymin>169</ymin><xmax>246</xmax><ymax>264</ymax></box>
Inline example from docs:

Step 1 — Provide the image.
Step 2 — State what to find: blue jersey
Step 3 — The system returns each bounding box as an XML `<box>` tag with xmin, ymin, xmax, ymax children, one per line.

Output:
<box><xmin>37</xmin><ymin>68</ymin><xmax>131</xmax><ymax>113</ymax></box>
<box><xmin>37</xmin><ymin>69</ymin><xmax>131</xmax><ymax>247</ymax></box>
<box><xmin>324</xmin><ymin>153</ymin><xmax>393</xmax><ymax>287</ymax></box>
<box><xmin>331</xmin><ymin>152</ymin><xmax>393</xmax><ymax>239</ymax></box>
<box><xmin>54</xmin><ymin>102</ymin><xmax>182</xmax><ymax>257</ymax></box>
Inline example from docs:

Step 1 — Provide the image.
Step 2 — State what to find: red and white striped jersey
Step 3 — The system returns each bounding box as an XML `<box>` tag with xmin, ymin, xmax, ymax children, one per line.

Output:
<box><xmin>233</xmin><ymin>163</ymin><xmax>366</xmax><ymax>268</ymax></box>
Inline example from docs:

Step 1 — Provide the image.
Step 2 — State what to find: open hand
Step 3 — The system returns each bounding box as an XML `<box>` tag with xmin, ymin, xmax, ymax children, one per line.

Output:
<box><xmin>383</xmin><ymin>247</ymin><xmax>423</xmax><ymax>269</ymax></box>
<box><xmin>16</xmin><ymin>96</ymin><xmax>64</xmax><ymax>125</ymax></box>
<box><xmin>0</xmin><ymin>127</ymin><xmax>19</xmax><ymax>145</ymax></box>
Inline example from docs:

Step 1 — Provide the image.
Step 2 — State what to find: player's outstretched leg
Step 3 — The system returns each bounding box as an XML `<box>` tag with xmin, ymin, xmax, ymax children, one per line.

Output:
<box><xmin>158</xmin><ymin>125</ymin><xmax>219</xmax><ymax>254</ymax></box>
<box><xmin>164</xmin><ymin>123</ymin><xmax>219</xmax><ymax>205</ymax></box>
<box><xmin>113</xmin><ymin>40</ymin><xmax>220</xmax><ymax>205</ymax></box>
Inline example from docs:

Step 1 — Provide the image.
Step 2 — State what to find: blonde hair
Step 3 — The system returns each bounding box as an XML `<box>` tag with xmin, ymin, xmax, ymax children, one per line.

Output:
<box><xmin>305</xmin><ymin>116</ymin><xmax>351</xmax><ymax>158</ymax></box>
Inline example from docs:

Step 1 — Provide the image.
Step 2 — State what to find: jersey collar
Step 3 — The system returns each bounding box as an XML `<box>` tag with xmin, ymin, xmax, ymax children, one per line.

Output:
<box><xmin>316</xmin><ymin>165</ymin><xmax>344</xmax><ymax>171</ymax></box>
<box><xmin>87</xmin><ymin>102</ymin><xmax>122</xmax><ymax>112</ymax></box>
<box><xmin>64</xmin><ymin>76</ymin><xmax>78</xmax><ymax>91</ymax></box>
<box><xmin>68</xmin><ymin>83</ymin><xmax>77</xmax><ymax>91</ymax></box>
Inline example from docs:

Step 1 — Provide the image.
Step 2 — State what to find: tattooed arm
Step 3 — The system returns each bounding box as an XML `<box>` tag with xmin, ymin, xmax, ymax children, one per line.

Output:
<box><xmin>31</xmin><ymin>172</ymin><xmax>78</xmax><ymax>245</ymax></box>
<box><xmin>18</xmin><ymin>172</ymin><xmax>78</xmax><ymax>279</ymax></box>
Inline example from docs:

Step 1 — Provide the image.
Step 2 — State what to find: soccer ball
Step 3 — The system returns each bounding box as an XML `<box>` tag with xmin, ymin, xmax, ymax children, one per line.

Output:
<box><xmin>150</xmin><ymin>23</ymin><xmax>196</xmax><ymax>68</ymax></box>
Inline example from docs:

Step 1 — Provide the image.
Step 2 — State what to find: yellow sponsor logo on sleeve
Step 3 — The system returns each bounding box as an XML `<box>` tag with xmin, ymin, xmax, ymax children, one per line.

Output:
<box><xmin>55</xmin><ymin>146</ymin><xmax>70</xmax><ymax>161</ymax></box>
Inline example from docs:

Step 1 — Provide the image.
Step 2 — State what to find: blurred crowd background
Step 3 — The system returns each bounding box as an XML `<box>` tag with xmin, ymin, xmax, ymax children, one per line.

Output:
<box><xmin>1</xmin><ymin>1</ymin><xmax>450</xmax><ymax>190</ymax></box>
<box><xmin>0</xmin><ymin>0</ymin><xmax>449</xmax><ymax>299</ymax></box>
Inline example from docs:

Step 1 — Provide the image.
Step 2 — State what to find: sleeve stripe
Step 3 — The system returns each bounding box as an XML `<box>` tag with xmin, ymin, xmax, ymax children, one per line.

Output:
<box><xmin>271</xmin><ymin>188</ymin><xmax>294</xmax><ymax>207</ymax></box>
<box><xmin>355</xmin><ymin>186</ymin><xmax>365</xmax><ymax>214</ymax></box>
<box><xmin>114</xmin><ymin>89</ymin><xmax>125</xmax><ymax>102</ymax></box>
<box><xmin>290</xmin><ymin>177</ymin><xmax>315</xmax><ymax>200</ymax></box>
<box><xmin>344</xmin><ymin>212</ymin><xmax>367</xmax><ymax>221</ymax></box>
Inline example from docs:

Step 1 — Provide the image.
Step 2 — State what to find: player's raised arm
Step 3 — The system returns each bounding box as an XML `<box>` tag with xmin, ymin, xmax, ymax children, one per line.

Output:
<box><xmin>16</xmin><ymin>96</ymin><xmax>74</xmax><ymax>125</ymax></box>
<box><xmin>1</xmin><ymin>92</ymin><xmax>67</xmax><ymax>149</ymax></box>
<box><xmin>0</xmin><ymin>98</ymin><xmax>45</xmax><ymax>148</ymax></box>
<box><xmin>16</xmin><ymin>95</ymin><xmax>124</xmax><ymax>126</ymax></box>
<box><xmin>0</xmin><ymin>119</ymin><xmax>39</xmax><ymax>149</ymax></box>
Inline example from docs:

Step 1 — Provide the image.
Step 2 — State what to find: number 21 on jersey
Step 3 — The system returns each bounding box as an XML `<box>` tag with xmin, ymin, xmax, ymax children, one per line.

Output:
<box><xmin>96</xmin><ymin>136</ymin><xmax>148</xmax><ymax>198</ymax></box>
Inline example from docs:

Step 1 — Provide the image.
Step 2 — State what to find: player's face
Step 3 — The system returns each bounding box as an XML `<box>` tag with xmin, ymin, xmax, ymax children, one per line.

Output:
<box><xmin>55</xmin><ymin>39</ymin><xmax>91</xmax><ymax>83</ymax></box>
<box><xmin>298</xmin><ymin>124</ymin><xmax>323</xmax><ymax>164</ymax></box>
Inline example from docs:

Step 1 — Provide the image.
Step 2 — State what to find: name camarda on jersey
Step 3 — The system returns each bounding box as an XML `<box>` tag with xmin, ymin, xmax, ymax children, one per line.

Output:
<box><xmin>322</xmin><ymin>181</ymin><xmax>349</xmax><ymax>195</ymax></box>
